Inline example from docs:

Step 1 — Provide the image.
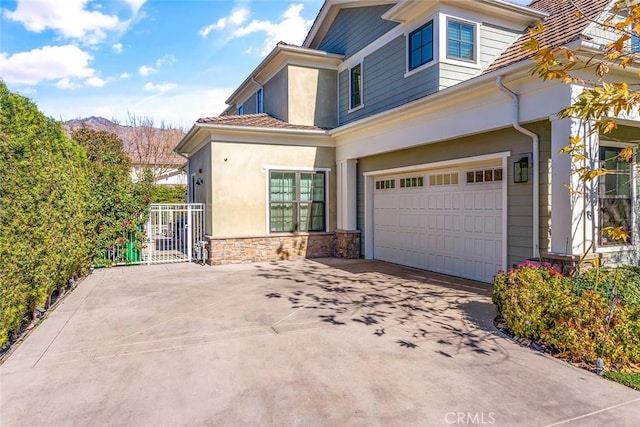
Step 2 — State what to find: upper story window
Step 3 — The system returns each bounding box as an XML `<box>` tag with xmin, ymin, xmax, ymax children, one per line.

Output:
<box><xmin>447</xmin><ymin>19</ymin><xmax>475</xmax><ymax>62</ymax></box>
<box><xmin>598</xmin><ymin>146</ymin><xmax>633</xmax><ymax>246</ymax></box>
<box><xmin>349</xmin><ymin>63</ymin><xmax>362</xmax><ymax>110</ymax></box>
<box><xmin>408</xmin><ymin>21</ymin><xmax>434</xmax><ymax>71</ymax></box>
<box><xmin>631</xmin><ymin>32</ymin><xmax>640</xmax><ymax>53</ymax></box>
<box><xmin>256</xmin><ymin>88</ymin><xmax>263</xmax><ymax>113</ymax></box>
<box><xmin>238</xmin><ymin>105</ymin><xmax>244</xmax><ymax>115</ymax></box>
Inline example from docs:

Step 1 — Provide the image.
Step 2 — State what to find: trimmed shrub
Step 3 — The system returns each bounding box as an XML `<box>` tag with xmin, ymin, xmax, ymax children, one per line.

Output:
<box><xmin>493</xmin><ymin>262</ymin><xmax>640</xmax><ymax>370</ymax></box>
<box><xmin>0</xmin><ymin>82</ymin><xmax>90</xmax><ymax>348</ymax></box>
<box><xmin>492</xmin><ymin>262</ymin><xmax>567</xmax><ymax>339</ymax></box>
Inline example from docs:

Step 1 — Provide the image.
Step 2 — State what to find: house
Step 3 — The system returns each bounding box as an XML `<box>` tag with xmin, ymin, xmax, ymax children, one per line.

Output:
<box><xmin>66</xmin><ymin>116</ymin><xmax>187</xmax><ymax>186</ymax></box>
<box><xmin>175</xmin><ymin>0</ymin><xmax>640</xmax><ymax>282</ymax></box>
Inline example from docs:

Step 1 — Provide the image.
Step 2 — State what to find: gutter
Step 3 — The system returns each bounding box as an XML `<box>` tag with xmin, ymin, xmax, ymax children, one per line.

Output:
<box><xmin>496</xmin><ymin>76</ymin><xmax>539</xmax><ymax>259</ymax></box>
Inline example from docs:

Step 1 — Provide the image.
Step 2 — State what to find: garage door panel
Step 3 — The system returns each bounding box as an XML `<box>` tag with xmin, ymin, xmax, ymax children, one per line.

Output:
<box><xmin>374</xmin><ymin>168</ymin><xmax>503</xmax><ymax>283</ymax></box>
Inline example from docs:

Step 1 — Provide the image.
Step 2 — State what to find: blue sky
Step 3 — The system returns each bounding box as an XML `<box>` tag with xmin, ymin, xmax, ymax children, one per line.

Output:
<box><xmin>1</xmin><ymin>0</ymin><xmax>529</xmax><ymax>129</ymax></box>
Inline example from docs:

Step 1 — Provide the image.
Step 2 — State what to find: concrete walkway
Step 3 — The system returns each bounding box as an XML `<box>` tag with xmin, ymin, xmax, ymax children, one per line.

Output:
<box><xmin>1</xmin><ymin>259</ymin><xmax>638</xmax><ymax>426</ymax></box>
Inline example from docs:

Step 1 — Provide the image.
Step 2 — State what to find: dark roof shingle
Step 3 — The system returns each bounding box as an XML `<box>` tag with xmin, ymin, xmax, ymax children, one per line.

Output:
<box><xmin>486</xmin><ymin>0</ymin><xmax>610</xmax><ymax>73</ymax></box>
<box><xmin>196</xmin><ymin>113</ymin><xmax>329</xmax><ymax>130</ymax></box>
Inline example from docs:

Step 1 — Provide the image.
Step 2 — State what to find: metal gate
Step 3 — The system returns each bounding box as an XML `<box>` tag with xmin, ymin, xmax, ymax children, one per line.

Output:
<box><xmin>144</xmin><ymin>203</ymin><xmax>206</xmax><ymax>264</ymax></box>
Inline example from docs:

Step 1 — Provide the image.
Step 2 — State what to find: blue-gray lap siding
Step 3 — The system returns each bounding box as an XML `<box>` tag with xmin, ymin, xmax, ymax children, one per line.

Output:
<box><xmin>317</xmin><ymin>5</ymin><xmax>398</xmax><ymax>58</ymax></box>
<box><xmin>339</xmin><ymin>35</ymin><xmax>439</xmax><ymax>126</ymax></box>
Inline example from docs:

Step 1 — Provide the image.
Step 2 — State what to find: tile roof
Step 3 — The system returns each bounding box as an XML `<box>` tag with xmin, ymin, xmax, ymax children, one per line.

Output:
<box><xmin>486</xmin><ymin>0</ymin><xmax>611</xmax><ymax>73</ymax></box>
<box><xmin>196</xmin><ymin>113</ymin><xmax>330</xmax><ymax>131</ymax></box>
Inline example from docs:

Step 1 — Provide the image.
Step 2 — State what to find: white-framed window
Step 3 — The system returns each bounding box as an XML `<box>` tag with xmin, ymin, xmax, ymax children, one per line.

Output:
<box><xmin>349</xmin><ymin>63</ymin><xmax>363</xmax><ymax>110</ymax></box>
<box><xmin>269</xmin><ymin>170</ymin><xmax>327</xmax><ymax>232</ymax></box>
<box><xmin>256</xmin><ymin>88</ymin><xmax>263</xmax><ymax>113</ymax></box>
<box><xmin>429</xmin><ymin>172</ymin><xmax>459</xmax><ymax>186</ymax></box>
<box><xmin>447</xmin><ymin>18</ymin><xmax>476</xmax><ymax>62</ymax></box>
<box><xmin>400</xmin><ymin>176</ymin><xmax>424</xmax><ymax>188</ymax></box>
<box><xmin>408</xmin><ymin>20</ymin><xmax>434</xmax><ymax>71</ymax></box>
<box><xmin>631</xmin><ymin>32</ymin><xmax>640</xmax><ymax>53</ymax></box>
<box><xmin>466</xmin><ymin>168</ymin><xmax>503</xmax><ymax>183</ymax></box>
<box><xmin>375</xmin><ymin>179</ymin><xmax>395</xmax><ymax>190</ymax></box>
<box><xmin>598</xmin><ymin>146</ymin><xmax>633</xmax><ymax>246</ymax></box>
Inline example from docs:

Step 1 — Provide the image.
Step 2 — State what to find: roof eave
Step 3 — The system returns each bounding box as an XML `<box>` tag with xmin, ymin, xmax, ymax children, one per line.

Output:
<box><xmin>224</xmin><ymin>44</ymin><xmax>344</xmax><ymax>105</ymax></box>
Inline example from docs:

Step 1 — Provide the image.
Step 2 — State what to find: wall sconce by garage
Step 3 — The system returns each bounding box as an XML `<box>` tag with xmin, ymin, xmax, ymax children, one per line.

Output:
<box><xmin>514</xmin><ymin>156</ymin><xmax>529</xmax><ymax>183</ymax></box>
<box><xmin>195</xmin><ymin>178</ymin><xmax>204</xmax><ymax>186</ymax></box>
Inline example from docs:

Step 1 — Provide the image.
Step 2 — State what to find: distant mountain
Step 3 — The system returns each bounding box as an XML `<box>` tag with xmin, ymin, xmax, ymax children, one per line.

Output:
<box><xmin>65</xmin><ymin>116</ymin><xmax>185</xmax><ymax>166</ymax></box>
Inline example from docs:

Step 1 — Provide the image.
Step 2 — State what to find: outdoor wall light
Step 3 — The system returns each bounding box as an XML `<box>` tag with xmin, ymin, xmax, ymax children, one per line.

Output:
<box><xmin>514</xmin><ymin>156</ymin><xmax>529</xmax><ymax>183</ymax></box>
<box><xmin>195</xmin><ymin>178</ymin><xmax>204</xmax><ymax>185</ymax></box>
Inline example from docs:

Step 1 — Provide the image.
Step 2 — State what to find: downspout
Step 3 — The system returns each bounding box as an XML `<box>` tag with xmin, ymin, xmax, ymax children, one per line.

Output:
<box><xmin>496</xmin><ymin>76</ymin><xmax>540</xmax><ymax>258</ymax></box>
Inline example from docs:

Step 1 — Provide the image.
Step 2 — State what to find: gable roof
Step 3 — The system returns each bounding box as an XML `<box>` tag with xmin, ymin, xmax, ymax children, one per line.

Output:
<box><xmin>486</xmin><ymin>0</ymin><xmax>611</xmax><ymax>72</ymax></box>
<box><xmin>197</xmin><ymin>113</ymin><xmax>329</xmax><ymax>131</ymax></box>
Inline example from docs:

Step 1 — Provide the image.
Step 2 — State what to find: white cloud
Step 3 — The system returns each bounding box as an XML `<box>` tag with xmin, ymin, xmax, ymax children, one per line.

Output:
<box><xmin>138</xmin><ymin>65</ymin><xmax>157</xmax><ymax>76</ymax></box>
<box><xmin>200</xmin><ymin>3</ymin><xmax>313</xmax><ymax>56</ymax></box>
<box><xmin>0</xmin><ymin>45</ymin><xmax>95</xmax><ymax>85</ymax></box>
<box><xmin>3</xmin><ymin>0</ymin><xmax>137</xmax><ymax>45</ymax></box>
<box><xmin>85</xmin><ymin>76</ymin><xmax>107</xmax><ymax>87</ymax></box>
<box><xmin>200</xmin><ymin>6</ymin><xmax>249</xmax><ymax>37</ymax></box>
<box><xmin>155</xmin><ymin>54</ymin><xmax>176</xmax><ymax>67</ymax></box>
<box><xmin>144</xmin><ymin>82</ymin><xmax>177</xmax><ymax>93</ymax></box>
<box><xmin>120</xmin><ymin>72</ymin><xmax>132</xmax><ymax>79</ymax></box>
<box><xmin>123</xmin><ymin>0</ymin><xmax>147</xmax><ymax>14</ymax></box>
<box><xmin>112</xmin><ymin>43</ymin><xmax>123</xmax><ymax>54</ymax></box>
<box><xmin>56</xmin><ymin>77</ymin><xmax>81</xmax><ymax>90</ymax></box>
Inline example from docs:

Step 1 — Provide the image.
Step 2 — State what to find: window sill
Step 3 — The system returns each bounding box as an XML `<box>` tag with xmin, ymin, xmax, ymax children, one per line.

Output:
<box><xmin>404</xmin><ymin>60</ymin><xmax>437</xmax><ymax>78</ymax></box>
<box><xmin>440</xmin><ymin>57</ymin><xmax>481</xmax><ymax>70</ymax></box>
<box><xmin>596</xmin><ymin>244</ymin><xmax>636</xmax><ymax>253</ymax></box>
<box><xmin>348</xmin><ymin>104</ymin><xmax>364</xmax><ymax>114</ymax></box>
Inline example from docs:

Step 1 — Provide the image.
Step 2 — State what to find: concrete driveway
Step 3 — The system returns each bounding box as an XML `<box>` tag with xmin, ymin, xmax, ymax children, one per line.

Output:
<box><xmin>1</xmin><ymin>259</ymin><xmax>638</xmax><ymax>426</ymax></box>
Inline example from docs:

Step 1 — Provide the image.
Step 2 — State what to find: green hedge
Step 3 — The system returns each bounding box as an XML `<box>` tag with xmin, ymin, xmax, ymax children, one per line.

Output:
<box><xmin>0</xmin><ymin>83</ymin><xmax>152</xmax><ymax>348</ymax></box>
<box><xmin>493</xmin><ymin>262</ymin><xmax>640</xmax><ymax>370</ymax></box>
<box><xmin>71</xmin><ymin>127</ymin><xmax>151</xmax><ymax>266</ymax></box>
<box><xmin>0</xmin><ymin>82</ymin><xmax>90</xmax><ymax>348</ymax></box>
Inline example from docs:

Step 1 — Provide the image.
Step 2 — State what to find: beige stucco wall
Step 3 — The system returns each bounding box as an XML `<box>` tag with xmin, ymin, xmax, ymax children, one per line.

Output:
<box><xmin>287</xmin><ymin>65</ymin><xmax>337</xmax><ymax>129</ymax></box>
<box><xmin>188</xmin><ymin>143</ymin><xmax>213</xmax><ymax>234</ymax></box>
<box><xmin>264</xmin><ymin>67</ymin><xmax>288</xmax><ymax>122</ymax></box>
<box><xmin>210</xmin><ymin>142</ymin><xmax>336</xmax><ymax>237</ymax></box>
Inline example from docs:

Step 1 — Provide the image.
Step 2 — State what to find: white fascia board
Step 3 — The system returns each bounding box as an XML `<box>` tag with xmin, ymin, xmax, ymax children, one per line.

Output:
<box><xmin>197</xmin><ymin>124</ymin><xmax>333</xmax><ymax>148</ymax></box>
<box><xmin>174</xmin><ymin>123</ymin><xmax>200</xmax><ymax>155</ymax></box>
<box><xmin>383</xmin><ymin>0</ymin><xmax>547</xmax><ymax>24</ymax></box>
<box><xmin>362</xmin><ymin>151</ymin><xmax>511</xmax><ymax>176</ymax></box>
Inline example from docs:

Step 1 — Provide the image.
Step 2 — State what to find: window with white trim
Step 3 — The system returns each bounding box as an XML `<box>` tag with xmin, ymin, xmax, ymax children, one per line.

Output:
<box><xmin>400</xmin><ymin>176</ymin><xmax>424</xmax><ymax>188</ymax></box>
<box><xmin>256</xmin><ymin>88</ymin><xmax>263</xmax><ymax>113</ymax></box>
<box><xmin>375</xmin><ymin>179</ymin><xmax>396</xmax><ymax>190</ymax></box>
<box><xmin>349</xmin><ymin>63</ymin><xmax>362</xmax><ymax>110</ymax></box>
<box><xmin>408</xmin><ymin>21</ymin><xmax>434</xmax><ymax>71</ymax></box>
<box><xmin>599</xmin><ymin>146</ymin><xmax>633</xmax><ymax>246</ymax></box>
<box><xmin>632</xmin><ymin>32</ymin><xmax>640</xmax><ymax>53</ymax></box>
<box><xmin>466</xmin><ymin>168</ymin><xmax>502</xmax><ymax>183</ymax></box>
<box><xmin>429</xmin><ymin>172</ymin><xmax>459</xmax><ymax>186</ymax></box>
<box><xmin>269</xmin><ymin>171</ymin><xmax>326</xmax><ymax>233</ymax></box>
<box><xmin>447</xmin><ymin>19</ymin><xmax>475</xmax><ymax>62</ymax></box>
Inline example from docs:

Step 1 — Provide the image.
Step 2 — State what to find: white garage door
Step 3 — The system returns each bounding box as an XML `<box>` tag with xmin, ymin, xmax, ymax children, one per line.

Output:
<box><xmin>373</xmin><ymin>166</ymin><xmax>504</xmax><ymax>283</ymax></box>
